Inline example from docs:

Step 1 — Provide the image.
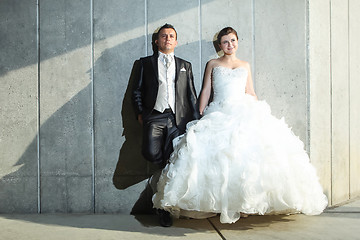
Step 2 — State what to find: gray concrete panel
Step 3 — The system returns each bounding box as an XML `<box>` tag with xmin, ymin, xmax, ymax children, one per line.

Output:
<box><xmin>39</xmin><ymin>0</ymin><xmax>92</xmax><ymax>213</ymax></box>
<box><xmin>349</xmin><ymin>0</ymin><xmax>360</xmax><ymax>198</ymax></box>
<box><xmin>308</xmin><ymin>0</ymin><xmax>332</xmax><ymax>203</ymax></box>
<box><xmin>95</xmin><ymin>177</ymin><xmax>147</xmax><ymax>214</ymax></box>
<box><xmin>93</xmin><ymin>0</ymin><xmax>148</xmax><ymax>213</ymax></box>
<box><xmin>0</xmin><ymin>1</ymin><xmax>38</xmax><ymax>75</ymax></box>
<box><xmin>40</xmin><ymin>177</ymin><xmax>67</xmax><ymax>212</ymax></box>
<box><xmin>40</xmin><ymin>176</ymin><xmax>92</xmax><ymax>213</ymax></box>
<box><xmin>330</xmin><ymin>0</ymin><xmax>350</xmax><ymax>204</ymax></box>
<box><xmin>67</xmin><ymin>176</ymin><xmax>93</xmax><ymax>212</ymax></box>
<box><xmin>254</xmin><ymin>0</ymin><xmax>308</xmax><ymax>144</ymax></box>
<box><xmin>0</xmin><ymin>177</ymin><xmax>38</xmax><ymax>213</ymax></box>
<box><xmin>0</xmin><ymin>0</ymin><xmax>38</xmax><ymax>213</ymax></box>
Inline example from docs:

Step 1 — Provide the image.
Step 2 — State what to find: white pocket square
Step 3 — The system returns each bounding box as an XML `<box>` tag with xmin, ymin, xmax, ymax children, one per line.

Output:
<box><xmin>180</xmin><ymin>67</ymin><xmax>186</xmax><ymax>72</ymax></box>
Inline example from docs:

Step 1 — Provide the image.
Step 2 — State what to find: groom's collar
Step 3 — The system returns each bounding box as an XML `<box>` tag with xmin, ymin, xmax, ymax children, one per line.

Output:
<box><xmin>158</xmin><ymin>51</ymin><xmax>174</xmax><ymax>59</ymax></box>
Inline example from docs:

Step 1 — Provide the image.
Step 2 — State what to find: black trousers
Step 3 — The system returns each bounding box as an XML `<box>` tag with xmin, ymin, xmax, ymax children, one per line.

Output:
<box><xmin>142</xmin><ymin>109</ymin><xmax>180</xmax><ymax>167</ymax></box>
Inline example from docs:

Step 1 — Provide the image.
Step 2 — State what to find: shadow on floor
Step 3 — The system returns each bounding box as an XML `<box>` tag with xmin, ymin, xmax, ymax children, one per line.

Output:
<box><xmin>2</xmin><ymin>213</ymin><xmax>295</xmax><ymax>237</ymax></box>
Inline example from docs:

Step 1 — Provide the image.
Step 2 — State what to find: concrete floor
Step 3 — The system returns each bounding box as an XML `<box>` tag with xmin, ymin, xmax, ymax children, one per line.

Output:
<box><xmin>1</xmin><ymin>198</ymin><xmax>359</xmax><ymax>240</ymax></box>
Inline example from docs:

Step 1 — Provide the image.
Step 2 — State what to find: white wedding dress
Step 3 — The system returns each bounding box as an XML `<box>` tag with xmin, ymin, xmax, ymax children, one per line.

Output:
<box><xmin>152</xmin><ymin>66</ymin><xmax>328</xmax><ymax>224</ymax></box>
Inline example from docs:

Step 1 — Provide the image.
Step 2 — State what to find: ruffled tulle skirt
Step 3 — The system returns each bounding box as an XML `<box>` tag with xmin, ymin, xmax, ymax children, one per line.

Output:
<box><xmin>153</xmin><ymin>95</ymin><xmax>328</xmax><ymax>223</ymax></box>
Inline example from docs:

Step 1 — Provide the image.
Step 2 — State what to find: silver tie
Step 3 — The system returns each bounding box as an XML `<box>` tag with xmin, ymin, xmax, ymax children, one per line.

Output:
<box><xmin>163</xmin><ymin>54</ymin><xmax>173</xmax><ymax>112</ymax></box>
<box><xmin>164</xmin><ymin>54</ymin><xmax>171</xmax><ymax>69</ymax></box>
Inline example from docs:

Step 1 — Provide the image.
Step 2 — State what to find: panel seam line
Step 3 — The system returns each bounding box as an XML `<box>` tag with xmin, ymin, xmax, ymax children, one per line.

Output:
<box><xmin>90</xmin><ymin>0</ymin><xmax>96</xmax><ymax>213</ymax></box>
<box><xmin>36</xmin><ymin>0</ymin><xmax>41</xmax><ymax>214</ymax></box>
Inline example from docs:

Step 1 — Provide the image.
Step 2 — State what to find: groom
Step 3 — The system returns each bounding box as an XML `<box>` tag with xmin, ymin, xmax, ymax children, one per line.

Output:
<box><xmin>132</xmin><ymin>23</ymin><xmax>200</xmax><ymax>227</ymax></box>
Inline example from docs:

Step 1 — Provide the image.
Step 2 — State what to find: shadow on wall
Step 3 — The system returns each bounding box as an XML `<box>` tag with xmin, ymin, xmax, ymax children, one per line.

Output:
<box><xmin>0</xmin><ymin>36</ymin><xmax>209</xmax><ymax>214</ymax></box>
<box><xmin>112</xmin><ymin>29</ymin><xmax>168</xmax><ymax>215</ymax></box>
<box><xmin>0</xmin><ymin>84</ymin><xmax>93</xmax><ymax>213</ymax></box>
<box><xmin>112</xmin><ymin>59</ymin><xmax>158</xmax><ymax>190</ymax></box>
<box><xmin>1</xmin><ymin>0</ymin><xmax>224</xmax><ymax>214</ymax></box>
<box><xmin>0</xmin><ymin>34</ymin><xmax>153</xmax><ymax>213</ymax></box>
<box><xmin>1</xmin><ymin>1</ymin><xmax>219</xmax><ymax>213</ymax></box>
<box><xmin>0</xmin><ymin>0</ymin><xmax>214</xmax><ymax>78</ymax></box>
<box><xmin>112</xmin><ymin>30</ymin><xmax>161</xmax><ymax>191</ymax></box>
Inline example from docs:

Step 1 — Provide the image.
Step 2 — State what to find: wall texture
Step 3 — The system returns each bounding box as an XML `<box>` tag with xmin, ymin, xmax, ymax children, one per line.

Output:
<box><xmin>309</xmin><ymin>0</ymin><xmax>360</xmax><ymax>205</ymax></box>
<box><xmin>0</xmin><ymin>0</ymin><xmax>359</xmax><ymax>213</ymax></box>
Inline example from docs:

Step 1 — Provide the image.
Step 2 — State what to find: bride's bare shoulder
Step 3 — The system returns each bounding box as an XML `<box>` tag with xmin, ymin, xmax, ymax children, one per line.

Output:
<box><xmin>235</xmin><ymin>60</ymin><xmax>251</xmax><ymax>72</ymax></box>
<box><xmin>205</xmin><ymin>59</ymin><xmax>221</xmax><ymax>71</ymax></box>
<box><xmin>208</xmin><ymin>59</ymin><xmax>221</xmax><ymax>66</ymax></box>
<box><xmin>238</xmin><ymin>60</ymin><xmax>250</xmax><ymax>66</ymax></box>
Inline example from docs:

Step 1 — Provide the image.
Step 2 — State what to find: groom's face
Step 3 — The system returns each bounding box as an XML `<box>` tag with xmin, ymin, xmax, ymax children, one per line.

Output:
<box><xmin>156</xmin><ymin>28</ymin><xmax>178</xmax><ymax>54</ymax></box>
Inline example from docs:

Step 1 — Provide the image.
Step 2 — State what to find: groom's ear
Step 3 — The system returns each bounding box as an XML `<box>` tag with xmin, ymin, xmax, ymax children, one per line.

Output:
<box><xmin>155</xmin><ymin>39</ymin><xmax>159</xmax><ymax>46</ymax></box>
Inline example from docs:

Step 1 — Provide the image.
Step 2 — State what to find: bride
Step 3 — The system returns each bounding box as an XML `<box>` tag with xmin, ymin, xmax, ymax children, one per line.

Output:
<box><xmin>152</xmin><ymin>27</ymin><xmax>328</xmax><ymax>224</ymax></box>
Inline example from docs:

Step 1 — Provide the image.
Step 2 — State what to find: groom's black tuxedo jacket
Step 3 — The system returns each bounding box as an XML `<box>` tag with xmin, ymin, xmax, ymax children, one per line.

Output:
<box><xmin>132</xmin><ymin>53</ymin><xmax>200</xmax><ymax>133</ymax></box>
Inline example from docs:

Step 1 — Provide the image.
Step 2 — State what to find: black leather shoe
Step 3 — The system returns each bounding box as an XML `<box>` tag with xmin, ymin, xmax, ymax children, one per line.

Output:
<box><xmin>158</xmin><ymin>209</ymin><xmax>173</xmax><ymax>227</ymax></box>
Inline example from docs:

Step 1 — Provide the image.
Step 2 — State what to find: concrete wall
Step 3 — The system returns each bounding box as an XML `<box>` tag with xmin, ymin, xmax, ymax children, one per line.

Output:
<box><xmin>309</xmin><ymin>0</ymin><xmax>360</xmax><ymax>205</ymax></box>
<box><xmin>0</xmin><ymin>0</ymin><xmax>359</xmax><ymax>213</ymax></box>
<box><xmin>349</xmin><ymin>0</ymin><xmax>360</xmax><ymax>200</ymax></box>
<box><xmin>0</xmin><ymin>0</ymin><xmax>38</xmax><ymax>212</ymax></box>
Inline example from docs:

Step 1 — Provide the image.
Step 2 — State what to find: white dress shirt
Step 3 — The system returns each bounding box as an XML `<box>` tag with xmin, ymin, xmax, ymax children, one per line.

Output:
<box><xmin>154</xmin><ymin>51</ymin><xmax>176</xmax><ymax>113</ymax></box>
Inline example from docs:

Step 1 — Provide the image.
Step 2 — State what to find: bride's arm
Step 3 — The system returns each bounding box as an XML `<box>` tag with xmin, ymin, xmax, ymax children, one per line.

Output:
<box><xmin>245</xmin><ymin>62</ymin><xmax>258</xmax><ymax>100</ymax></box>
<box><xmin>199</xmin><ymin>61</ymin><xmax>214</xmax><ymax>115</ymax></box>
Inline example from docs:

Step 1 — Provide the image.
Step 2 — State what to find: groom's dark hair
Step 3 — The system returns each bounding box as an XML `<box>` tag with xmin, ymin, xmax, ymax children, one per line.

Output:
<box><xmin>157</xmin><ymin>23</ymin><xmax>177</xmax><ymax>40</ymax></box>
<box><xmin>151</xmin><ymin>23</ymin><xmax>178</xmax><ymax>53</ymax></box>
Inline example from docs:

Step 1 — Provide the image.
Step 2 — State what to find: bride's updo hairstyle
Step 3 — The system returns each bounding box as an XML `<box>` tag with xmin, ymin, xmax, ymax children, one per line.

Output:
<box><xmin>217</xmin><ymin>27</ymin><xmax>238</xmax><ymax>44</ymax></box>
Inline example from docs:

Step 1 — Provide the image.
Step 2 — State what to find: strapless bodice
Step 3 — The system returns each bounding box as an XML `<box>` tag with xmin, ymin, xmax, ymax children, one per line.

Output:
<box><xmin>212</xmin><ymin>66</ymin><xmax>248</xmax><ymax>103</ymax></box>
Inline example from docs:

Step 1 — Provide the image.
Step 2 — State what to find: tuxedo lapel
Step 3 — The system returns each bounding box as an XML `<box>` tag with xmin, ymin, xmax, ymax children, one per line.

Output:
<box><xmin>150</xmin><ymin>54</ymin><xmax>159</xmax><ymax>83</ymax></box>
<box><xmin>174</xmin><ymin>56</ymin><xmax>181</xmax><ymax>83</ymax></box>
